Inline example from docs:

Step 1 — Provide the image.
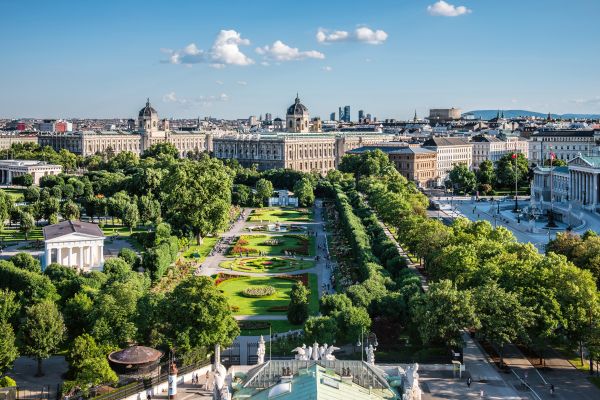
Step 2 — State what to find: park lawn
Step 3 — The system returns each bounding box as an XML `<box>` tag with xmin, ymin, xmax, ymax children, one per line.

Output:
<box><xmin>101</xmin><ymin>224</ymin><xmax>146</xmax><ymax>237</ymax></box>
<box><xmin>238</xmin><ymin>320</ymin><xmax>303</xmax><ymax>336</ymax></box>
<box><xmin>230</xmin><ymin>234</ymin><xmax>314</xmax><ymax>257</ymax></box>
<box><xmin>0</xmin><ymin>227</ymin><xmax>44</xmax><ymax>244</ymax></box>
<box><xmin>183</xmin><ymin>236</ymin><xmax>219</xmax><ymax>262</ymax></box>
<box><xmin>217</xmin><ymin>274</ymin><xmax>319</xmax><ymax>315</ymax></box>
<box><xmin>3</xmin><ymin>188</ymin><xmax>25</xmax><ymax>202</ymax></box>
<box><xmin>248</xmin><ymin>207</ymin><xmax>312</xmax><ymax>223</ymax></box>
<box><xmin>220</xmin><ymin>257</ymin><xmax>314</xmax><ymax>273</ymax></box>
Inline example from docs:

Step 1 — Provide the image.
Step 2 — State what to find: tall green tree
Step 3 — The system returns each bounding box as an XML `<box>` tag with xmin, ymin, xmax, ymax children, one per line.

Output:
<box><xmin>0</xmin><ymin>190</ymin><xmax>14</xmax><ymax>232</ymax></box>
<box><xmin>293</xmin><ymin>177</ymin><xmax>315</xmax><ymax>207</ymax></box>
<box><xmin>0</xmin><ymin>320</ymin><xmax>18</xmax><ymax>375</ymax></box>
<box><xmin>161</xmin><ymin>158</ymin><xmax>233</xmax><ymax>244</ymax></box>
<box><xmin>123</xmin><ymin>203</ymin><xmax>139</xmax><ymax>233</ymax></box>
<box><xmin>158</xmin><ymin>276</ymin><xmax>239</xmax><ymax>356</ymax></box>
<box><xmin>495</xmin><ymin>153</ymin><xmax>529</xmax><ymax>188</ymax></box>
<box><xmin>447</xmin><ymin>164</ymin><xmax>477</xmax><ymax>193</ymax></box>
<box><xmin>287</xmin><ymin>281</ymin><xmax>310</xmax><ymax>325</ymax></box>
<box><xmin>61</xmin><ymin>201</ymin><xmax>80</xmax><ymax>221</ymax></box>
<box><xmin>410</xmin><ymin>280</ymin><xmax>479</xmax><ymax>347</ymax></box>
<box><xmin>477</xmin><ymin>160</ymin><xmax>496</xmax><ymax>186</ymax></box>
<box><xmin>303</xmin><ymin>316</ymin><xmax>337</xmax><ymax>345</ymax></box>
<box><xmin>20</xmin><ymin>301</ymin><xmax>66</xmax><ymax>376</ymax></box>
<box><xmin>255</xmin><ymin>178</ymin><xmax>274</xmax><ymax>206</ymax></box>
<box><xmin>473</xmin><ymin>283</ymin><xmax>534</xmax><ymax>366</ymax></box>
<box><xmin>18</xmin><ymin>211</ymin><xmax>36</xmax><ymax>241</ymax></box>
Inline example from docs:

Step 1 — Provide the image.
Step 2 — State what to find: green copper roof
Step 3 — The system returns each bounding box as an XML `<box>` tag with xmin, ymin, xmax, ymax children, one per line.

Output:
<box><xmin>233</xmin><ymin>363</ymin><xmax>398</xmax><ymax>400</ymax></box>
<box><xmin>580</xmin><ymin>156</ymin><xmax>600</xmax><ymax>167</ymax></box>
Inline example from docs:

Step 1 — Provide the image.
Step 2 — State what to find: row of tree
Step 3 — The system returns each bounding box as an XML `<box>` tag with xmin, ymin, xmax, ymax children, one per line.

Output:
<box><xmin>350</xmin><ymin>150</ymin><xmax>600</xmax><ymax>367</ymax></box>
<box><xmin>448</xmin><ymin>153</ymin><xmax>530</xmax><ymax>195</ymax></box>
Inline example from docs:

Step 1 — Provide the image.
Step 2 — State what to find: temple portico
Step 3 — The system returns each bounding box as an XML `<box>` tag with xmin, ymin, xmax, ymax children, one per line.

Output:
<box><xmin>43</xmin><ymin>220</ymin><xmax>105</xmax><ymax>271</ymax></box>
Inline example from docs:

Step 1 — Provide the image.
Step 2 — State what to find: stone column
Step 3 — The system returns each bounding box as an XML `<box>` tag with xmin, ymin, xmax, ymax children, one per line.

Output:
<box><xmin>79</xmin><ymin>246</ymin><xmax>84</xmax><ymax>269</ymax></box>
<box><xmin>45</xmin><ymin>247</ymin><xmax>51</xmax><ymax>269</ymax></box>
<box><xmin>99</xmin><ymin>243</ymin><xmax>104</xmax><ymax>265</ymax></box>
<box><xmin>67</xmin><ymin>246</ymin><xmax>73</xmax><ymax>267</ymax></box>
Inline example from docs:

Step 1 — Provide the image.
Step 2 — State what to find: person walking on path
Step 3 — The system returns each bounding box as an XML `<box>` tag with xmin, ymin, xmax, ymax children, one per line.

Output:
<box><xmin>467</xmin><ymin>377</ymin><xmax>471</xmax><ymax>388</ymax></box>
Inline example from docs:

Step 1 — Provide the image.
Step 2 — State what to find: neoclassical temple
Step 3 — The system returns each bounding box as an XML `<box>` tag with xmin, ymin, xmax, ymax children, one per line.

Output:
<box><xmin>43</xmin><ymin>220</ymin><xmax>105</xmax><ymax>271</ymax></box>
<box><xmin>0</xmin><ymin>159</ymin><xmax>62</xmax><ymax>185</ymax></box>
<box><xmin>532</xmin><ymin>155</ymin><xmax>600</xmax><ymax>211</ymax></box>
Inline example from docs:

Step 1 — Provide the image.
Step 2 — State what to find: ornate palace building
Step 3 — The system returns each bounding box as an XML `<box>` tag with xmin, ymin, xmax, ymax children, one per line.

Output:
<box><xmin>38</xmin><ymin>99</ymin><xmax>211</xmax><ymax>157</ymax></box>
<box><xmin>213</xmin><ymin>95</ymin><xmax>395</xmax><ymax>174</ymax></box>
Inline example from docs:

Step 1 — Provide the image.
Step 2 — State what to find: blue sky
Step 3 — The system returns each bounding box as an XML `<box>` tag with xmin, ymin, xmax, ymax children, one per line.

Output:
<box><xmin>1</xmin><ymin>0</ymin><xmax>600</xmax><ymax>120</ymax></box>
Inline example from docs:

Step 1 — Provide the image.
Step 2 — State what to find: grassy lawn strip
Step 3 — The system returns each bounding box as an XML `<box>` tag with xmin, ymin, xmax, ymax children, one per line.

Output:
<box><xmin>4</xmin><ymin>188</ymin><xmax>25</xmax><ymax>202</ymax></box>
<box><xmin>183</xmin><ymin>236</ymin><xmax>219</xmax><ymax>262</ymax></box>
<box><xmin>248</xmin><ymin>207</ymin><xmax>312</xmax><ymax>222</ymax></box>
<box><xmin>217</xmin><ymin>274</ymin><xmax>318</xmax><ymax>315</ymax></box>
<box><xmin>220</xmin><ymin>257</ymin><xmax>314</xmax><ymax>273</ymax></box>
<box><xmin>238</xmin><ymin>320</ymin><xmax>303</xmax><ymax>336</ymax></box>
<box><xmin>0</xmin><ymin>227</ymin><xmax>43</xmax><ymax>243</ymax></box>
<box><xmin>101</xmin><ymin>224</ymin><xmax>146</xmax><ymax>237</ymax></box>
<box><xmin>229</xmin><ymin>234</ymin><xmax>314</xmax><ymax>257</ymax></box>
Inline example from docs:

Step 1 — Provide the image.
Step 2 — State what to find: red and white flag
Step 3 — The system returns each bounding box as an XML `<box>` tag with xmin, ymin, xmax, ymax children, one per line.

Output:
<box><xmin>512</xmin><ymin>153</ymin><xmax>517</xmax><ymax>159</ymax></box>
<box><xmin>550</xmin><ymin>152</ymin><xmax>556</xmax><ymax>160</ymax></box>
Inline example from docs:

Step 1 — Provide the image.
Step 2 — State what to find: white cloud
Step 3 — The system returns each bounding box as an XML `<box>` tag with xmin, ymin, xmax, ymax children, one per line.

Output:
<box><xmin>322</xmin><ymin>66</ymin><xmax>333</xmax><ymax>72</ymax></box>
<box><xmin>237</xmin><ymin>80</ymin><xmax>247</xmax><ymax>86</ymax></box>
<box><xmin>572</xmin><ymin>97</ymin><xmax>600</xmax><ymax>105</ymax></box>
<box><xmin>316</xmin><ymin>26</ymin><xmax>388</xmax><ymax>45</ymax></box>
<box><xmin>162</xmin><ymin>91</ymin><xmax>229</xmax><ymax>107</ymax></box>
<box><xmin>163</xmin><ymin>92</ymin><xmax>180</xmax><ymax>103</ymax></box>
<box><xmin>355</xmin><ymin>27</ymin><xmax>389</xmax><ymax>44</ymax></box>
<box><xmin>427</xmin><ymin>1</ymin><xmax>471</xmax><ymax>17</ymax></box>
<box><xmin>316</xmin><ymin>30</ymin><xmax>349</xmax><ymax>43</ymax></box>
<box><xmin>215</xmin><ymin>80</ymin><xmax>224</xmax><ymax>85</ymax></box>
<box><xmin>256</xmin><ymin>40</ymin><xmax>325</xmax><ymax>61</ymax></box>
<box><xmin>162</xmin><ymin>29</ymin><xmax>253</xmax><ymax>67</ymax></box>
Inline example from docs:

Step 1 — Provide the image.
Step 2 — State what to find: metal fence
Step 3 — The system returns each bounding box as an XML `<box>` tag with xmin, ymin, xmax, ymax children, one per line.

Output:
<box><xmin>91</xmin><ymin>360</ymin><xmax>211</xmax><ymax>400</ymax></box>
<box><xmin>15</xmin><ymin>386</ymin><xmax>51</xmax><ymax>400</ymax></box>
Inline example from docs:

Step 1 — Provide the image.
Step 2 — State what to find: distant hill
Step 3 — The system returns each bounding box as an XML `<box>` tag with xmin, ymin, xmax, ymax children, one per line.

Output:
<box><xmin>464</xmin><ymin>109</ymin><xmax>600</xmax><ymax>120</ymax></box>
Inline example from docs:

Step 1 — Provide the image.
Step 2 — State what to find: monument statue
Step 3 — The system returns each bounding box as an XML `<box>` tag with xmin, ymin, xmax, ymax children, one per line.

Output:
<box><xmin>291</xmin><ymin>343</ymin><xmax>339</xmax><ymax>361</ymax></box>
<box><xmin>257</xmin><ymin>335</ymin><xmax>266</xmax><ymax>364</ymax></box>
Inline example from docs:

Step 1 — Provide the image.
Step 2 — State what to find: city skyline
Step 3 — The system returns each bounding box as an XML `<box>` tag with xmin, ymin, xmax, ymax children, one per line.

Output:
<box><xmin>1</xmin><ymin>0</ymin><xmax>600</xmax><ymax>120</ymax></box>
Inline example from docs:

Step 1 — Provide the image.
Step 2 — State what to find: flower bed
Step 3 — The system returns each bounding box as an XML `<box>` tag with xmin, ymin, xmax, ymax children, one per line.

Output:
<box><xmin>215</xmin><ymin>272</ymin><xmax>244</xmax><ymax>286</ymax></box>
<box><xmin>277</xmin><ymin>273</ymin><xmax>309</xmax><ymax>286</ymax></box>
<box><xmin>242</xmin><ymin>285</ymin><xmax>277</xmax><ymax>297</ymax></box>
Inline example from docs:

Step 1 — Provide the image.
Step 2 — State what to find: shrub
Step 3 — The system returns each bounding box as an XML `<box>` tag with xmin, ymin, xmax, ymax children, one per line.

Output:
<box><xmin>0</xmin><ymin>376</ymin><xmax>17</xmax><ymax>388</ymax></box>
<box><xmin>242</xmin><ymin>285</ymin><xmax>276</xmax><ymax>297</ymax></box>
<box><xmin>230</xmin><ymin>305</ymin><xmax>240</xmax><ymax>312</ymax></box>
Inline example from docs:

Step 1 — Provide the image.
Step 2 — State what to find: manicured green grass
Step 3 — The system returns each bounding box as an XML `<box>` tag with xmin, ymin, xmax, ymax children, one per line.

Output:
<box><xmin>238</xmin><ymin>320</ymin><xmax>303</xmax><ymax>336</ymax></box>
<box><xmin>248</xmin><ymin>207</ymin><xmax>312</xmax><ymax>222</ymax></box>
<box><xmin>230</xmin><ymin>234</ymin><xmax>314</xmax><ymax>257</ymax></box>
<box><xmin>217</xmin><ymin>274</ymin><xmax>318</xmax><ymax>315</ymax></box>
<box><xmin>0</xmin><ymin>227</ymin><xmax>43</xmax><ymax>244</ymax></box>
<box><xmin>3</xmin><ymin>188</ymin><xmax>25</xmax><ymax>202</ymax></box>
<box><xmin>101</xmin><ymin>224</ymin><xmax>146</xmax><ymax>237</ymax></box>
<box><xmin>183</xmin><ymin>236</ymin><xmax>219</xmax><ymax>262</ymax></box>
<box><xmin>220</xmin><ymin>257</ymin><xmax>314</xmax><ymax>273</ymax></box>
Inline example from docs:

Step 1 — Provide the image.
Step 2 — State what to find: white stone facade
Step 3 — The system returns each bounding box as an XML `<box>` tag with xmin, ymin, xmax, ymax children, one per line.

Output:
<box><xmin>529</xmin><ymin>129</ymin><xmax>599</xmax><ymax>166</ymax></box>
<box><xmin>0</xmin><ymin>159</ymin><xmax>63</xmax><ymax>185</ymax></box>
<box><xmin>44</xmin><ymin>233</ymin><xmax>105</xmax><ymax>271</ymax></box>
